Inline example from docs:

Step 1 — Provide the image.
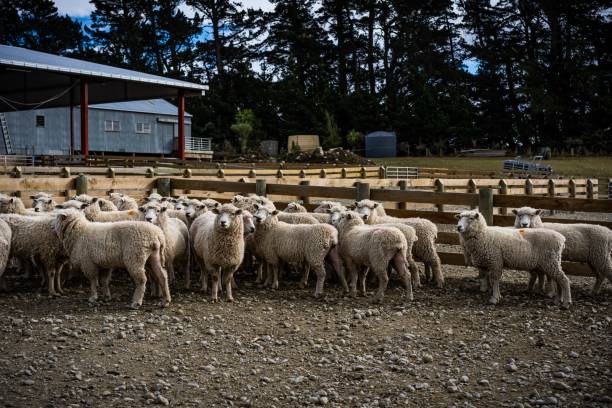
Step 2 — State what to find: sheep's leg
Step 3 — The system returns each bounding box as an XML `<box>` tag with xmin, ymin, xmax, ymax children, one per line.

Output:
<box><xmin>477</xmin><ymin>269</ymin><xmax>489</xmax><ymax>293</ymax></box>
<box><xmin>0</xmin><ymin>276</ymin><xmax>6</xmax><ymax>292</ymax></box>
<box><xmin>166</xmin><ymin>263</ymin><xmax>175</xmax><ymax>287</ymax></box>
<box><xmin>263</xmin><ymin>263</ymin><xmax>275</xmax><ymax>288</ymax></box>
<box><xmin>312</xmin><ymin>264</ymin><xmax>326</xmax><ymax>298</ymax></box>
<box><xmin>546</xmin><ymin>267</ymin><xmax>571</xmax><ymax>309</ymax></box>
<box><xmin>424</xmin><ymin>264</ymin><xmax>432</xmax><ymax>283</ymax></box>
<box><xmin>373</xmin><ymin>266</ymin><xmax>389</xmax><ymax>304</ymax></box>
<box><xmin>299</xmin><ymin>264</ymin><xmax>310</xmax><ymax>289</ymax></box>
<box><xmin>408</xmin><ymin>259</ymin><xmax>421</xmax><ymax>289</ymax></box>
<box><xmin>527</xmin><ymin>271</ymin><xmax>538</xmax><ymax>293</ymax></box>
<box><xmin>149</xmin><ymin>251</ymin><xmax>171</xmax><ymax>307</ymax></box>
<box><xmin>429</xmin><ymin>254</ymin><xmax>444</xmax><ymax>288</ymax></box>
<box><xmin>82</xmin><ymin>264</ymin><xmax>99</xmax><ymax>305</ymax></box>
<box><xmin>100</xmin><ymin>269</ymin><xmax>113</xmax><ymax>301</ymax></box>
<box><xmin>196</xmin><ymin>257</ymin><xmax>208</xmax><ymax>293</ymax></box>
<box><xmin>223</xmin><ymin>269</ymin><xmax>235</xmax><ymax>302</ymax></box>
<box><xmin>346</xmin><ymin>261</ymin><xmax>358</xmax><ymax>298</ymax></box>
<box><xmin>327</xmin><ymin>246</ymin><xmax>348</xmax><ymax>294</ymax></box>
<box><xmin>589</xmin><ymin>252</ymin><xmax>612</xmax><ymax>296</ymax></box>
<box><xmin>255</xmin><ymin>260</ymin><xmax>264</xmax><ymax>285</ymax></box>
<box><xmin>392</xmin><ymin>252</ymin><xmax>413</xmax><ymax>302</ymax></box>
<box><xmin>359</xmin><ymin>268</ymin><xmax>369</xmax><ymax>297</ymax></box>
<box><xmin>184</xmin><ymin>245</ymin><xmax>191</xmax><ymax>290</ymax></box>
<box><xmin>272</xmin><ymin>263</ymin><xmax>280</xmax><ymax>290</ymax></box>
<box><xmin>55</xmin><ymin>263</ymin><xmax>65</xmax><ymax>295</ymax></box>
<box><xmin>488</xmin><ymin>269</ymin><xmax>502</xmax><ymax>305</ymax></box>
<box><xmin>127</xmin><ymin>266</ymin><xmax>147</xmax><ymax>309</ymax></box>
<box><xmin>210</xmin><ymin>266</ymin><xmax>221</xmax><ymax>302</ymax></box>
<box><xmin>46</xmin><ymin>266</ymin><xmax>58</xmax><ymax>297</ymax></box>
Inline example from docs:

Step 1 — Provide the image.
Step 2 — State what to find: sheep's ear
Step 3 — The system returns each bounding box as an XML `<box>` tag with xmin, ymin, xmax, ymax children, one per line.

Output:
<box><xmin>211</xmin><ymin>208</ymin><xmax>220</xmax><ymax>215</ymax></box>
<box><xmin>235</xmin><ymin>209</ymin><xmax>243</xmax><ymax>216</ymax></box>
<box><xmin>354</xmin><ymin>201</ymin><xmax>359</xmax><ymax>207</ymax></box>
<box><xmin>138</xmin><ymin>207</ymin><xmax>145</xmax><ymax>212</ymax></box>
<box><xmin>160</xmin><ymin>207</ymin><xmax>167</xmax><ymax>213</ymax></box>
<box><xmin>55</xmin><ymin>204</ymin><xmax>64</xmax><ymax>209</ymax></box>
<box><xmin>81</xmin><ymin>202</ymin><xmax>90</xmax><ymax>209</ymax></box>
<box><xmin>92</xmin><ymin>197</ymin><xmax>98</xmax><ymax>203</ymax></box>
<box><xmin>297</xmin><ymin>200</ymin><xmax>303</xmax><ymax>205</ymax></box>
<box><xmin>535</xmin><ymin>209</ymin><xmax>542</xmax><ymax>216</ymax></box>
<box><xmin>9</xmin><ymin>197</ymin><xmax>15</xmax><ymax>203</ymax></box>
<box><xmin>373</xmin><ymin>202</ymin><xmax>380</xmax><ymax>208</ymax></box>
<box><xmin>454</xmin><ymin>213</ymin><xmax>461</xmax><ymax>220</ymax></box>
<box><xmin>254</xmin><ymin>203</ymin><xmax>260</xmax><ymax>210</ymax></box>
<box><xmin>271</xmin><ymin>210</ymin><xmax>279</xmax><ymax>216</ymax></box>
<box><xmin>346</xmin><ymin>212</ymin><xmax>354</xmax><ymax>220</ymax></box>
<box><xmin>56</xmin><ymin>213</ymin><xmax>67</xmax><ymax>221</ymax></box>
<box><xmin>512</xmin><ymin>209</ymin><xmax>518</xmax><ymax>215</ymax></box>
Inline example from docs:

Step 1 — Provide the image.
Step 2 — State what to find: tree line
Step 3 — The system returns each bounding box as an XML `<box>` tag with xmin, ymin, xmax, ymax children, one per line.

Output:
<box><xmin>1</xmin><ymin>0</ymin><xmax>611</xmax><ymax>155</ymax></box>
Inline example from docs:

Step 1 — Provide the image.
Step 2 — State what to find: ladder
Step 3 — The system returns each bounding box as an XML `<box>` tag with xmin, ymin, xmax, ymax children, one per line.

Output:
<box><xmin>0</xmin><ymin>113</ymin><xmax>14</xmax><ymax>155</ymax></box>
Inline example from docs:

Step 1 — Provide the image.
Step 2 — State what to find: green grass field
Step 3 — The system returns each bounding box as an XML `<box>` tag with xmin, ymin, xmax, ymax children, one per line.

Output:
<box><xmin>375</xmin><ymin>156</ymin><xmax>612</xmax><ymax>179</ymax></box>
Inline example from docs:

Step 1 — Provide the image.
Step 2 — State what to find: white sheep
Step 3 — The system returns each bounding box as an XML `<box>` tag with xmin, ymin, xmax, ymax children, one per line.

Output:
<box><xmin>83</xmin><ymin>198</ymin><xmax>140</xmax><ymax>222</ymax></box>
<box><xmin>252</xmin><ymin>205</ymin><xmax>341</xmax><ymax>297</ymax></box>
<box><xmin>513</xmin><ymin>207</ymin><xmax>612</xmax><ymax>295</ymax></box>
<box><xmin>55</xmin><ymin>199</ymin><xmax>86</xmax><ymax>210</ymax></box>
<box><xmin>0</xmin><ymin>218</ymin><xmax>12</xmax><ymax>291</ymax></box>
<box><xmin>232</xmin><ymin>195</ymin><xmax>276</xmax><ymax>214</ymax></box>
<box><xmin>32</xmin><ymin>196</ymin><xmax>57</xmax><ymax>213</ymax></box>
<box><xmin>284</xmin><ymin>202</ymin><xmax>333</xmax><ymax>223</ymax></box>
<box><xmin>355</xmin><ymin>199</ymin><xmax>442</xmax><ymax>288</ymax></box>
<box><xmin>117</xmin><ymin>195</ymin><xmax>139</xmax><ymax>211</ymax></box>
<box><xmin>457</xmin><ymin>210</ymin><xmax>571</xmax><ymax>308</ymax></box>
<box><xmin>53</xmin><ymin>209</ymin><xmax>170</xmax><ymax>308</ymax></box>
<box><xmin>313</xmin><ymin>201</ymin><xmax>343</xmax><ymax>213</ymax></box>
<box><xmin>0</xmin><ymin>214</ymin><xmax>68</xmax><ymax>296</ymax></box>
<box><xmin>0</xmin><ymin>197</ymin><xmax>41</xmax><ymax>216</ymax></box>
<box><xmin>334</xmin><ymin>211</ymin><xmax>413</xmax><ymax>302</ymax></box>
<box><xmin>191</xmin><ymin>204</ymin><xmax>245</xmax><ymax>302</ymax></box>
<box><xmin>141</xmin><ymin>203</ymin><xmax>190</xmax><ymax>288</ymax></box>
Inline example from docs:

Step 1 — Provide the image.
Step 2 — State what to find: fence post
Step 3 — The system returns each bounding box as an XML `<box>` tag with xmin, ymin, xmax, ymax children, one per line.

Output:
<box><xmin>106</xmin><ymin>167</ymin><xmax>116</xmax><ymax>178</ymax></box>
<box><xmin>276</xmin><ymin>169</ymin><xmax>284</xmax><ymax>179</ymax></box>
<box><xmin>467</xmin><ymin>179</ymin><xmax>477</xmax><ymax>210</ymax></box>
<box><xmin>299</xmin><ymin>180</ymin><xmax>310</xmax><ymax>205</ymax></box>
<box><xmin>547</xmin><ymin>179</ymin><xmax>556</xmax><ymax>215</ymax></box>
<box><xmin>478</xmin><ymin>188</ymin><xmax>494</xmax><ymax>226</ymax></box>
<box><xmin>157</xmin><ymin>178</ymin><xmax>172</xmax><ymax>197</ymax></box>
<box><xmin>183</xmin><ymin>169</ymin><xmax>192</xmax><ymax>195</ymax></box>
<box><xmin>356</xmin><ymin>182</ymin><xmax>371</xmax><ymax>201</ymax></box>
<box><xmin>12</xmin><ymin>166</ymin><xmax>22</xmax><ymax>178</ymax></box>
<box><xmin>75</xmin><ymin>174</ymin><xmax>88</xmax><ymax>196</ymax></box>
<box><xmin>146</xmin><ymin>167</ymin><xmax>155</xmax><ymax>178</ymax></box>
<box><xmin>341</xmin><ymin>168</ymin><xmax>347</xmax><ymax>178</ymax></box>
<box><xmin>256</xmin><ymin>179</ymin><xmax>267</xmax><ymax>197</ymax></box>
<box><xmin>586</xmin><ymin>179</ymin><xmax>594</xmax><ymax>199</ymax></box>
<box><xmin>299</xmin><ymin>169</ymin><xmax>306</xmax><ymax>179</ymax></box>
<box><xmin>320</xmin><ymin>169</ymin><xmax>327</xmax><ymax>178</ymax></box>
<box><xmin>498</xmin><ymin>180</ymin><xmax>508</xmax><ymax>215</ymax></box>
<box><xmin>378</xmin><ymin>166</ymin><xmax>386</xmax><ymax>179</ymax></box>
<box><xmin>568</xmin><ymin>179</ymin><xmax>576</xmax><ymax>198</ymax></box>
<box><xmin>360</xmin><ymin>167</ymin><xmax>367</xmax><ymax>179</ymax></box>
<box><xmin>397</xmin><ymin>180</ymin><xmax>407</xmax><ymax>210</ymax></box>
<box><xmin>525</xmin><ymin>178</ymin><xmax>533</xmax><ymax>196</ymax></box>
<box><xmin>249</xmin><ymin>169</ymin><xmax>257</xmax><ymax>179</ymax></box>
<box><xmin>217</xmin><ymin>169</ymin><xmax>225</xmax><ymax>178</ymax></box>
<box><xmin>434</xmin><ymin>179</ymin><xmax>444</xmax><ymax>212</ymax></box>
<box><xmin>60</xmin><ymin>167</ymin><xmax>71</xmax><ymax>178</ymax></box>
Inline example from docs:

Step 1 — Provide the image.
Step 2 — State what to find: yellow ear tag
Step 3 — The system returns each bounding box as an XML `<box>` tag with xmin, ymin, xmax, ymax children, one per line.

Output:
<box><xmin>518</xmin><ymin>229</ymin><xmax>526</xmax><ymax>237</ymax></box>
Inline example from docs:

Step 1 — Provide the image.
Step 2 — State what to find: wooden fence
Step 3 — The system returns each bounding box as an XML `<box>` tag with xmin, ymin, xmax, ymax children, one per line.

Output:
<box><xmin>159</xmin><ymin>178</ymin><xmax>612</xmax><ymax>279</ymax></box>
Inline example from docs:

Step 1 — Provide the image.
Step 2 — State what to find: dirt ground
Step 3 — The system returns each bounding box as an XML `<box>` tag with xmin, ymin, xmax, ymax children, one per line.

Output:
<box><xmin>0</xmin><ymin>264</ymin><xmax>610</xmax><ymax>408</ymax></box>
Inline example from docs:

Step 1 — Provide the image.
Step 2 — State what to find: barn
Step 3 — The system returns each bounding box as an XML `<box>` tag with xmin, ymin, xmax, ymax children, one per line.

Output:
<box><xmin>0</xmin><ymin>44</ymin><xmax>209</xmax><ymax>161</ymax></box>
<box><xmin>0</xmin><ymin>99</ymin><xmax>203</xmax><ymax>156</ymax></box>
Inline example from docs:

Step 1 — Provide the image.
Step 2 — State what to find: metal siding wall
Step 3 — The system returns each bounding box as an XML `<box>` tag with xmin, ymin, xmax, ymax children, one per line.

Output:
<box><xmin>3</xmin><ymin>107</ymin><xmax>191</xmax><ymax>155</ymax></box>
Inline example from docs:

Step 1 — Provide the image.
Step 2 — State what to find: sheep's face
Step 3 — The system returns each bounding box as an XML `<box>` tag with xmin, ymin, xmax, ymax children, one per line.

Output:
<box><xmin>355</xmin><ymin>200</ymin><xmax>379</xmax><ymax>221</ymax></box>
<box><xmin>455</xmin><ymin>211</ymin><xmax>484</xmax><ymax>234</ymax></box>
<box><xmin>242</xmin><ymin>211</ymin><xmax>256</xmax><ymax>234</ymax></box>
<box><xmin>33</xmin><ymin>197</ymin><xmax>54</xmax><ymax>212</ymax></box>
<box><xmin>253</xmin><ymin>204</ymin><xmax>278</xmax><ymax>225</ymax></box>
<box><xmin>314</xmin><ymin>201</ymin><xmax>340</xmax><ymax>213</ymax></box>
<box><xmin>512</xmin><ymin>207</ymin><xmax>542</xmax><ymax>228</ymax></box>
<box><xmin>329</xmin><ymin>209</ymin><xmax>344</xmax><ymax>226</ymax></box>
<box><xmin>285</xmin><ymin>202</ymin><xmax>299</xmax><ymax>213</ymax></box>
<box><xmin>212</xmin><ymin>205</ymin><xmax>243</xmax><ymax>230</ymax></box>
<box><xmin>174</xmin><ymin>199</ymin><xmax>189</xmax><ymax>211</ymax></box>
<box><xmin>185</xmin><ymin>203</ymin><xmax>207</xmax><ymax>219</ymax></box>
<box><xmin>337</xmin><ymin>211</ymin><xmax>364</xmax><ymax>230</ymax></box>
<box><xmin>0</xmin><ymin>197</ymin><xmax>16</xmax><ymax>213</ymax></box>
<box><xmin>141</xmin><ymin>206</ymin><xmax>161</xmax><ymax>223</ymax></box>
<box><xmin>202</xmin><ymin>199</ymin><xmax>220</xmax><ymax>209</ymax></box>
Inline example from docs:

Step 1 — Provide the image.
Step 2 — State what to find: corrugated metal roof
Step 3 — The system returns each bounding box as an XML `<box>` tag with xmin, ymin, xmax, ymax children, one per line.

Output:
<box><xmin>90</xmin><ymin>99</ymin><xmax>192</xmax><ymax>117</ymax></box>
<box><xmin>0</xmin><ymin>44</ymin><xmax>207</xmax><ymax>92</ymax></box>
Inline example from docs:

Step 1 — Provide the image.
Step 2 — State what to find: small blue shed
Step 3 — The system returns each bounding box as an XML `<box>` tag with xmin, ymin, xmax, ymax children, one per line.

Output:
<box><xmin>365</xmin><ymin>131</ymin><xmax>396</xmax><ymax>158</ymax></box>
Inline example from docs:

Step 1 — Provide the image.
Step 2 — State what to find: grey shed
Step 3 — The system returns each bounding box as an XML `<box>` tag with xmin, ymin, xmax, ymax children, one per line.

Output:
<box><xmin>365</xmin><ymin>131</ymin><xmax>396</xmax><ymax>158</ymax></box>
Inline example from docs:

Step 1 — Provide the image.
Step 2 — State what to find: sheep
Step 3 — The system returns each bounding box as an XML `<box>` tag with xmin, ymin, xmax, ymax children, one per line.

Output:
<box><xmin>0</xmin><ymin>197</ymin><xmax>41</xmax><ymax>216</ymax></box>
<box><xmin>185</xmin><ymin>201</ymin><xmax>212</xmax><ymax>228</ymax></box>
<box><xmin>284</xmin><ymin>202</ymin><xmax>332</xmax><ymax>223</ymax></box>
<box><xmin>55</xmin><ymin>199</ymin><xmax>85</xmax><ymax>210</ymax></box>
<box><xmin>334</xmin><ymin>211</ymin><xmax>413</xmax><ymax>302</ymax></box>
<box><xmin>73</xmin><ymin>194</ymin><xmax>117</xmax><ymax>211</ymax></box>
<box><xmin>32</xmin><ymin>196</ymin><xmax>57</xmax><ymax>213</ymax></box>
<box><xmin>277</xmin><ymin>211</ymin><xmax>319</xmax><ymax>225</ymax></box>
<box><xmin>513</xmin><ymin>207</ymin><xmax>612</xmax><ymax>295</ymax></box>
<box><xmin>140</xmin><ymin>203</ymin><xmax>190</xmax><ymax>288</ymax></box>
<box><xmin>0</xmin><ymin>214</ymin><xmax>68</xmax><ymax>296</ymax></box>
<box><xmin>313</xmin><ymin>201</ymin><xmax>343</xmax><ymax>213</ymax></box>
<box><xmin>252</xmin><ymin>205</ymin><xmax>341</xmax><ymax>297</ymax></box>
<box><xmin>116</xmin><ymin>195</ymin><xmax>139</xmax><ymax>211</ymax></box>
<box><xmin>456</xmin><ymin>210</ymin><xmax>571</xmax><ymax>308</ymax></box>
<box><xmin>191</xmin><ymin>204</ymin><xmax>245</xmax><ymax>302</ymax></box>
<box><xmin>232</xmin><ymin>195</ymin><xmax>275</xmax><ymax>214</ymax></box>
<box><xmin>83</xmin><ymin>198</ymin><xmax>140</xmax><ymax>222</ymax></box>
<box><xmin>0</xmin><ymin>219</ymin><xmax>12</xmax><ymax>291</ymax></box>
<box><xmin>355</xmin><ymin>199</ymin><xmax>443</xmax><ymax>288</ymax></box>
<box><xmin>146</xmin><ymin>193</ymin><xmax>163</xmax><ymax>202</ymax></box>
<box><xmin>108</xmin><ymin>192</ymin><xmax>124</xmax><ymax>206</ymax></box>
<box><xmin>53</xmin><ymin>209</ymin><xmax>170</xmax><ymax>308</ymax></box>
<box><xmin>73</xmin><ymin>194</ymin><xmax>94</xmax><ymax>204</ymax></box>
<box><xmin>32</xmin><ymin>192</ymin><xmax>52</xmax><ymax>200</ymax></box>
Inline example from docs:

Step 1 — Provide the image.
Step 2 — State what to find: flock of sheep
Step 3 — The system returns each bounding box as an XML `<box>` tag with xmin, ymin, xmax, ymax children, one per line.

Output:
<box><xmin>0</xmin><ymin>190</ymin><xmax>610</xmax><ymax>310</ymax></box>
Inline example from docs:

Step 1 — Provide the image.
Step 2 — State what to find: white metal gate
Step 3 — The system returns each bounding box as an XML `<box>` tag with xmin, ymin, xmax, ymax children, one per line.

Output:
<box><xmin>385</xmin><ymin>166</ymin><xmax>419</xmax><ymax>179</ymax></box>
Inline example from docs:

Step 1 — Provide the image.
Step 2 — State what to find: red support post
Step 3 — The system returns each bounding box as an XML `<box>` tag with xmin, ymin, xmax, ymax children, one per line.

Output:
<box><xmin>80</xmin><ymin>79</ymin><xmax>89</xmax><ymax>160</ymax></box>
<box><xmin>178</xmin><ymin>89</ymin><xmax>185</xmax><ymax>160</ymax></box>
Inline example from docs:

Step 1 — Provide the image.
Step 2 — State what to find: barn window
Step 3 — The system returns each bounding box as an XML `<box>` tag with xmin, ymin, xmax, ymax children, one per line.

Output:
<box><xmin>35</xmin><ymin>115</ymin><xmax>45</xmax><ymax>127</ymax></box>
<box><xmin>104</xmin><ymin>120</ymin><xmax>120</xmax><ymax>132</ymax></box>
<box><xmin>136</xmin><ymin>122</ymin><xmax>152</xmax><ymax>134</ymax></box>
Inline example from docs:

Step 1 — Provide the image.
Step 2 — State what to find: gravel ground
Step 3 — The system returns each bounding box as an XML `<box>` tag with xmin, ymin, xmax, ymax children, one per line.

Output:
<box><xmin>0</xmin><ymin>265</ymin><xmax>610</xmax><ymax>408</ymax></box>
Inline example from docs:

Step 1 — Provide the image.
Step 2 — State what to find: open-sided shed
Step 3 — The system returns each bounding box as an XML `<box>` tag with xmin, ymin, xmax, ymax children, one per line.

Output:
<box><xmin>0</xmin><ymin>44</ymin><xmax>207</xmax><ymax>159</ymax></box>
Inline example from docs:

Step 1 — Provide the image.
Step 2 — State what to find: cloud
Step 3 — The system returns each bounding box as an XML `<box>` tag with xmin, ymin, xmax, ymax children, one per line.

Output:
<box><xmin>242</xmin><ymin>0</ymin><xmax>274</xmax><ymax>11</ymax></box>
<box><xmin>53</xmin><ymin>0</ymin><xmax>95</xmax><ymax>17</ymax></box>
